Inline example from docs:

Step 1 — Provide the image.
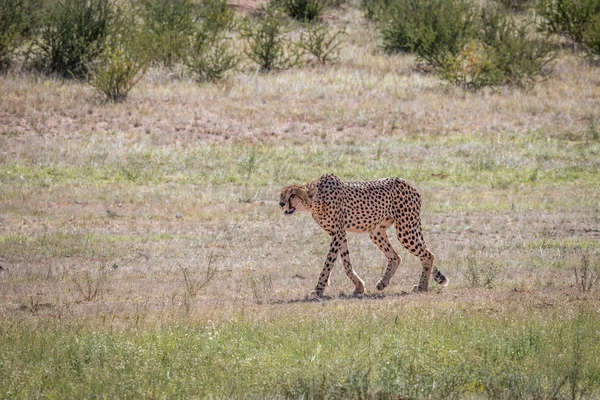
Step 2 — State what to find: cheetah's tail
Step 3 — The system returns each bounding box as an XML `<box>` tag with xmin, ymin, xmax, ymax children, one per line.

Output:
<box><xmin>433</xmin><ymin>267</ymin><xmax>449</xmax><ymax>287</ymax></box>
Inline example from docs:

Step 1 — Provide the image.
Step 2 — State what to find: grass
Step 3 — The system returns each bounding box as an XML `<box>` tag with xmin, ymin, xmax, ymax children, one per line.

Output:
<box><xmin>1</xmin><ymin>1</ymin><xmax>600</xmax><ymax>398</ymax></box>
<box><xmin>2</xmin><ymin>133</ymin><xmax>599</xmax><ymax>188</ymax></box>
<box><xmin>1</xmin><ymin>303</ymin><xmax>599</xmax><ymax>399</ymax></box>
<box><xmin>1</xmin><ymin>129</ymin><xmax>598</xmax><ymax>398</ymax></box>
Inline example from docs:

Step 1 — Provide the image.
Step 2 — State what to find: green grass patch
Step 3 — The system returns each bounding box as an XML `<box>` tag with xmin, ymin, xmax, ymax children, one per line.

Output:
<box><xmin>1</xmin><ymin>133</ymin><xmax>599</xmax><ymax>189</ymax></box>
<box><xmin>1</xmin><ymin>306</ymin><xmax>599</xmax><ymax>398</ymax></box>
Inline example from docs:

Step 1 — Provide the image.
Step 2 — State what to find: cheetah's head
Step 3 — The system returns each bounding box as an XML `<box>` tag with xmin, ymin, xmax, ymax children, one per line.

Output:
<box><xmin>279</xmin><ymin>185</ymin><xmax>316</xmax><ymax>216</ymax></box>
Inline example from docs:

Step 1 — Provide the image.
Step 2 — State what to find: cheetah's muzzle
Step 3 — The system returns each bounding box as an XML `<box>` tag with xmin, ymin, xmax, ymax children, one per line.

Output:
<box><xmin>284</xmin><ymin>208</ymin><xmax>296</xmax><ymax>215</ymax></box>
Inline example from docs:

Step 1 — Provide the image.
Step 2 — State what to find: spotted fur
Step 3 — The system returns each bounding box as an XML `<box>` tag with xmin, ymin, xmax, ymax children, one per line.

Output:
<box><xmin>279</xmin><ymin>174</ymin><xmax>449</xmax><ymax>297</ymax></box>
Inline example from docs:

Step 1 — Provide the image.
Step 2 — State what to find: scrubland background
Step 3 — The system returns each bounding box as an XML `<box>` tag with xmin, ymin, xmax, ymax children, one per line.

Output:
<box><xmin>1</xmin><ymin>0</ymin><xmax>600</xmax><ymax>398</ymax></box>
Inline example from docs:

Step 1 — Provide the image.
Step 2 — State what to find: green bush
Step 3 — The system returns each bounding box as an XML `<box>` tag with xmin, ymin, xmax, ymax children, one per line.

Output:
<box><xmin>381</xmin><ymin>0</ymin><xmax>477</xmax><ymax>70</ymax></box>
<box><xmin>32</xmin><ymin>0</ymin><xmax>112</xmax><ymax>78</ymax></box>
<box><xmin>183</xmin><ymin>0</ymin><xmax>239</xmax><ymax>82</ymax></box>
<box><xmin>361</xmin><ymin>0</ymin><xmax>392</xmax><ymax>20</ymax></box>
<box><xmin>582</xmin><ymin>14</ymin><xmax>600</xmax><ymax>58</ymax></box>
<box><xmin>184</xmin><ymin>31</ymin><xmax>240</xmax><ymax>82</ymax></box>
<box><xmin>438</xmin><ymin>39</ymin><xmax>503</xmax><ymax>90</ymax></box>
<box><xmin>297</xmin><ymin>23</ymin><xmax>346</xmax><ymax>64</ymax></box>
<box><xmin>492</xmin><ymin>0</ymin><xmax>532</xmax><ymax>12</ymax></box>
<box><xmin>380</xmin><ymin>0</ymin><xmax>421</xmax><ymax>53</ymax></box>
<box><xmin>273</xmin><ymin>0</ymin><xmax>329</xmax><ymax>22</ymax></box>
<box><xmin>479</xmin><ymin>7</ymin><xmax>554</xmax><ymax>86</ymax></box>
<box><xmin>0</xmin><ymin>0</ymin><xmax>39</xmax><ymax>71</ymax></box>
<box><xmin>138</xmin><ymin>0</ymin><xmax>197</xmax><ymax>67</ymax></box>
<box><xmin>536</xmin><ymin>0</ymin><xmax>600</xmax><ymax>43</ymax></box>
<box><xmin>196</xmin><ymin>0</ymin><xmax>236</xmax><ymax>33</ymax></box>
<box><xmin>87</xmin><ymin>8</ymin><xmax>151</xmax><ymax>102</ymax></box>
<box><xmin>381</xmin><ymin>1</ymin><xmax>553</xmax><ymax>89</ymax></box>
<box><xmin>242</xmin><ymin>7</ymin><xmax>302</xmax><ymax>72</ymax></box>
<box><xmin>440</xmin><ymin>11</ymin><xmax>554</xmax><ymax>89</ymax></box>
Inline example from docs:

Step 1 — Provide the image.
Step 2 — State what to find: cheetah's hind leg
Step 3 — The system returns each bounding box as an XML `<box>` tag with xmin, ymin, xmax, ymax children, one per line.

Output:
<box><xmin>433</xmin><ymin>267</ymin><xmax>449</xmax><ymax>287</ymax></box>
<box><xmin>369</xmin><ymin>220</ymin><xmax>400</xmax><ymax>291</ymax></box>
<box><xmin>340</xmin><ymin>237</ymin><xmax>365</xmax><ymax>295</ymax></box>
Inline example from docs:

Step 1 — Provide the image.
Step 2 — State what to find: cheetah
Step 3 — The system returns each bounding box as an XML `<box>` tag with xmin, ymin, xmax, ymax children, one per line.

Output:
<box><xmin>279</xmin><ymin>174</ymin><xmax>448</xmax><ymax>297</ymax></box>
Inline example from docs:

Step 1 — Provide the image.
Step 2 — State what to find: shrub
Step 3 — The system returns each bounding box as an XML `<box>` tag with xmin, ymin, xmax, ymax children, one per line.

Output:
<box><xmin>273</xmin><ymin>0</ymin><xmax>329</xmax><ymax>22</ymax></box>
<box><xmin>183</xmin><ymin>0</ymin><xmax>239</xmax><ymax>82</ymax></box>
<box><xmin>0</xmin><ymin>0</ymin><xmax>38</xmax><ymax>71</ymax></box>
<box><xmin>492</xmin><ymin>0</ymin><xmax>532</xmax><ymax>12</ymax></box>
<box><xmin>246</xmin><ymin>270</ymin><xmax>273</xmax><ymax>305</ymax></box>
<box><xmin>32</xmin><ymin>0</ymin><xmax>112</xmax><ymax>78</ymax></box>
<box><xmin>464</xmin><ymin>255</ymin><xmax>502</xmax><ymax>288</ymax></box>
<box><xmin>388</xmin><ymin>3</ymin><xmax>554</xmax><ymax>89</ymax></box>
<box><xmin>381</xmin><ymin>0</ymin><xmax>477</xmax><ymax>70</ymax></box>
<box><xmin>180</xmin><ymin>254</ymin><xmax>217</xmax><ymax>299</ymax></box>
<box><xmin>87</xmin><ymin>8</ymin><xmax>151</xmax><ymax>102</ymax></box>
<box><xmin>184</xmin><ymin>31</ymin><xmax>240</xmax><ymax>82</ymax></box>
<box><xmin>242</xmin><ymin>7</ymin><xmax>302</xmax><ymax>72</ymax></box>
<box><xmin>138</xmin><ymin>0</ymin><xmax>197</xmax><ymax>67</ymax></box>
<box><xmin>380</xmin><ymin>0</ymin><xmax>419</xmax><ymax>53</ymax></box>
<box><xmin>582</xmin><ymin>14</ymin><xmax>600</xmax><ymax>58</ymax></box>
<box><xmin>438</xmin><ymin>39</ymin><xmax>503</xmax><ymax>90</ymax></box>
<box><xmin>361</xmin><ymin>0</ymin><xmax>392</xmax><ymax>20</ymax></box>
<box><xmin>536</xmin><ymin>0</ymin><xmax>600</xmax><ymax>43</ymax></box>
<box><xmin>479</xmin><ymin>7</ymin><xmax>554</xmax><ymax>87</ymax></box>
<box><xmin>573</xmin><ymin>253</ymin><xmax>600</xmax><ymax>292</ymax></box>
<box><xmin>72</xmin><ymin>268</ymin><xmax>106</xmax><ymax>302</ymax></box>
<box><xmin>297</xmin><ymin>23</ymin><xmax>346</xmax><ymax>64</ymax></box>
<box><xmin>196</xmin><ymin>0</ymin><xmax>236</xmax><ymax>33</ymax></box>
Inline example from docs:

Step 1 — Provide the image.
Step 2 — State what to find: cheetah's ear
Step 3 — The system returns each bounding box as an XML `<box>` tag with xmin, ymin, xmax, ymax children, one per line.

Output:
<box><xmin>307</xmin><ymin>187</ymin><xmax>317</xmax><ymax>198</ymax></box>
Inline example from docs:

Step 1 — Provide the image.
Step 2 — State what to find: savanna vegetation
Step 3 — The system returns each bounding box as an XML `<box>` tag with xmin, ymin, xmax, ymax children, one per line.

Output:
<box><xmin>1</xmin><ymin>0</ymin><xmax>599</xmax><ymax>398</ymax></box>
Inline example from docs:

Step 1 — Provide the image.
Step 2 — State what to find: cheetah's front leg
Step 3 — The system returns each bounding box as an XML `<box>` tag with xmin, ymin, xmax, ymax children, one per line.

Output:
<box><xmin>310</xmin><ymin>233</ymin><xmax>343</xmax><ymax>298</ymax></box>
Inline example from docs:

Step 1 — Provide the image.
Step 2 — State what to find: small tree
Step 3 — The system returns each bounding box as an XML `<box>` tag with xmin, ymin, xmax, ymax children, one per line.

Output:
<box><xmin>381</xmin><ymin>0</ymin><xmax>478</xmax><ymax>71</ymax></box>
<box><xmin>0</xmin><ymin>0</ymin><xmax>39</xmax><ymax>71</ymax></box>
<box><xmin>185</xmin><ymin>30</ymin><xmax>240</xmax><ymax>82</ymax></box>
<box><xmin>32</xmin><ymin>0</ymin><xmax>112</xmax><ymax>78</ymax></box>
<box><xmin>536</xmin><ymin>0</ymin><xmax>600</xmax><ymax>43</ymax></box>
<box><xmin>582</xmin><ymin>14</ymin><xmax>600</xmax><ymax>59</ymax></box>
<box><xmin>87</xmin><ymin>7</ymin><xmax>151</xmax><ymax>102</ymax></box>
<box><xmin>574</xmin><ymin>253</ymin><xmax>600</xmax><ymax>292</ymax></box>
<box><xmin>383</xmin><ymin>1</ymin><xmax>554</xmax><ymax>90</ymax></box>
<box><xmin>438</xmin><ymin>39</ymin><xmax>503</xmax><ymax>90</ymax></box>
<box><xmin>492</xmin><ymin>0</ymin><xmax>532</xmax><ymax>12</ymax></box>
<box><xmin>138</xmin><ymin>0</ymin><xmax>197</xmax><ymax>67</ymax></box>
<box><xmin>183</xmin><ymin>0</ymin><xmax>240</xmax><ymax>82</ymax></box>
<box><xmin>479</xmin><ymin>7</ymin><xmax>554</xmax><ymax>87</ymax></box>
<box><xmin>273</xmin><ymin>0</ymin><xmax>329</xmax><ymax>22</ymax></box>
<box><xmin>298</xmin><ymin>23</ymin><xmax>346</xmax><ymax>64</ymax></box>
<box><xmin>361</xmin><ymin>0</ymin><xmax>392</xmax><ymax>21</ymax></box>
<box><xmin>196</xmin><ymin>0</ymin><xmax>236</xmax><ymax>33</ymax></box>
<box><xmin>242</xmin><ymin>7</ymin><xmax>302</xmax><ymax>72</ymax></box>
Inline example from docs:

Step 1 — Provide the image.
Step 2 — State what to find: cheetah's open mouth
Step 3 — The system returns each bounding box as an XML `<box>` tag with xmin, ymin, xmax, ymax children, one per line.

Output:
<box><xmin>284</xmin><ymin>207</ymin><xmax>296</xmax><ymax>215</ymax></box>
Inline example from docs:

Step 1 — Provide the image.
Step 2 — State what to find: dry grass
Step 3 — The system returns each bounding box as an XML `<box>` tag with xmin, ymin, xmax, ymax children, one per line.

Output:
<box><xmin>1</xmin><ymin>14</ymin><xmax>599</xmax><ymax>143</ymax></box>
<box><xmin>1</xmin><ymin>175</ymin><xmax>598</xmax><ymax>320</ymax></box>
<box><xmin>3</xmin><ymin>58</ymin><xmax>599</xmax><ymax>142</ymax></box>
